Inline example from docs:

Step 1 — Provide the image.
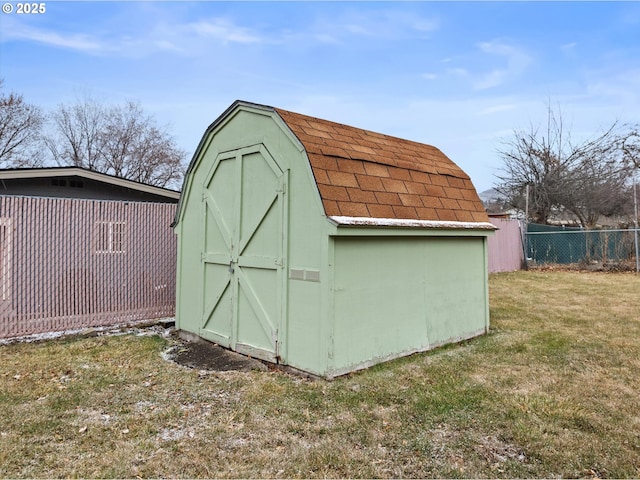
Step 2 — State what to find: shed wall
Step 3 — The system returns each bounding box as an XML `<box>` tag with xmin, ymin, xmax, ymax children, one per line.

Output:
<box><xmin>176</xmin><ymin>103</ymin><xmax>492</xmax><ymax>379</ymax></box>
<box><xmin>176</xmin><ymin>108</ymin><xmax>331</xmax><ymax>375</ymax></box>
<box><xmin>329</xmin><ymin>236</ymin><xmax>488</xmax><ymax>376</ymax></box>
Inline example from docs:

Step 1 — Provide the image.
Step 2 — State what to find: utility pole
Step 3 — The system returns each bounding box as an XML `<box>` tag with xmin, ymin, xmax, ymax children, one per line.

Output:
<box><xmin>523</xmin><ymin>184</ymin><xmax>530</xmax><ymax>269</ymax></box>
<box><xmin>525</xmin><ymin>184</ymin><xmax>530</xmax><ymax>224</ymax></box>
<box><xmin>634</xmin><ymin>171</ymin><xmax>639</xmax><ymax>274</ymax></box>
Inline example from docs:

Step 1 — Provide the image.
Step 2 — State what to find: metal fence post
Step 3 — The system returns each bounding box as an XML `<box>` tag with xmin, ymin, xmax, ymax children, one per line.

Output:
<box><xmin>634</xmin><ymin>176</ymin><xmax>639</xmax><ymax>274</ymax></box>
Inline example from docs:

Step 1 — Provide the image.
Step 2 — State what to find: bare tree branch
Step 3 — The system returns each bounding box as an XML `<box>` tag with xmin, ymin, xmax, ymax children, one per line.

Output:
<box><xmin>495</xmin><ymin>103</ymin><xmax>633</xmax><ymax>228</ymax></box>
<box><xmin>44</xmin><ymin>97</ymin><xmax>186</xmax><ymax>189</ymax></box>
<box><xmin>622</xmin><ymin>126</ymin><xmax>640</xmax><ymax>169</ymax></box>
<box><xmin>0</xmin><ymin>80</ymin><xmax>45</xmax><ymax>168</ymax></box>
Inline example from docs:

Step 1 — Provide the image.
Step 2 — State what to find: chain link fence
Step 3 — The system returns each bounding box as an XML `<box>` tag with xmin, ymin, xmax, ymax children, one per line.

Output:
<box><xmin>526</xmin><ymin>223</ymin><xmax>639</xmax><ymax>270</ymax></box>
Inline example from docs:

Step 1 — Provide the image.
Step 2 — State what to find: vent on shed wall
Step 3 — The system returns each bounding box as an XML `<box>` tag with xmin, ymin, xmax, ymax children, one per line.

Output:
<box><xmin>289</xmin><ymin>268</ymin><xmax>320</xmax><ymax>282</ymax></box>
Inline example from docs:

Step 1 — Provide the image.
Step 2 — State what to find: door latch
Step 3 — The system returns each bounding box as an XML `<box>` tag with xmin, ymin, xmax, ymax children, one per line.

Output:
<box><xmin>228</xmin><ymin>260</ymin><xmax>235</xmax><ymax>274</ymax></box>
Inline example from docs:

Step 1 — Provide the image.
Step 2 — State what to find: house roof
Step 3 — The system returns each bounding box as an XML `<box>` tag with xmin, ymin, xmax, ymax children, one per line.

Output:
<box><xmin>0</xmin><ymin>167</ymin><xmax>180</xmax><ymax>200</ymax></box>
<box><xmin>275</xmin><ymin>107</ymin><xmax>492</xmax><ymax>227</ymax></box>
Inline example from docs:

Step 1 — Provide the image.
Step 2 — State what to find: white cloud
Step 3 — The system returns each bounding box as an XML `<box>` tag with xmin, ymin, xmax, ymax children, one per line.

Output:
<box><xmin>422</xmin><ymin>73</ymin><xmax>438</xmax><ymax>80</ymax></box>
<box><xmin>309</xmin><ymin>32</ymin><xmax>341</xmax><ymax>45</ymax></box>
<box><xmin>2</xmin><ymin>7</ymin><xmax>437</xmax><ymax>59</ymax></box>
<box><xmin>1</xmin><ymin>18</ymin><xmax>102</xmax><ymax>52</ymax></box>
<box><xmin>448</xmin><ymin>68</ymin><xmax>469</xmax><ymax>77</ymax></box>
<box><xmin>310</xmin><ymin>9</ymin><xmax>439</xmax><ymax>42</ymax></box>
<box><xmin>584</xmin><ymin>67</ymin><xmax>640</xmax><ymax>116</ymax></box>
<box><xmin>153</xmin><ymin>40</ymin><xmax>182</xmax><ymax>53</ymax></box>
<box><xmin>475</xmin><ymin>70</ymin><xmax>508</xmax><ymax>91</ymax></box>
<box><xmin>473</xmin><ymin>41</ymin><xmax>532</xmax><ymax>90</ymax></box>
<box><xmin>0</xmin><ymin>13</ymin><xmax>266</xmax><ymax>57</ymax></box>
<box><xmin>187</xmin><ymin>18</ymin><xmax>264</xmax><ymax>44</ymax></box>
<box><xmin>344</xmin><ymin>23</ymin><xmax>370</xmax><ymax>36</ymax></box>
<box><xmin>478</xmin><ymin>104</ymin><xmax>517</xmax><ymax>115</ymax></box>
<box><xmin>561</xmin><ymin>42</ymin><xmax>578</xmax><ymax>58</ymax></box>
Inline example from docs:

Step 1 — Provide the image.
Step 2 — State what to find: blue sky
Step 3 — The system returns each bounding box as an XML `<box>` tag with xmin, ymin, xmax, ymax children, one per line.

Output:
<box><xmin>1</xmin><ymin>1</ymin><xmax>639</xmax><ymax>192</ymax></box>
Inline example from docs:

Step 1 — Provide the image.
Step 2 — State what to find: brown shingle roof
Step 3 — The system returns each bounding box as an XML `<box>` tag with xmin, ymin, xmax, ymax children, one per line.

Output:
<box><xmin>275</xmin><ymin>108</ymin><xmax>490</xmax><ymax>225</ymax></box>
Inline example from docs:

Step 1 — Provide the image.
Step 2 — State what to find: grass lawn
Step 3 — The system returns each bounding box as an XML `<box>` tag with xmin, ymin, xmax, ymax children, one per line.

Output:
<box><xmin>1</xmin><ymin>271</ymin><xmax>639</xmax><ymax>478</ymax></box>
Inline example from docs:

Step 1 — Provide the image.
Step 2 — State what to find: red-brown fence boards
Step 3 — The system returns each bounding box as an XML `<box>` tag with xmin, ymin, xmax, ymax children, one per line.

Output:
<box><xmin>488</xmin><ymin>217</ymin><xmax>525</xmax><ymax>273</ymax></box>
<box><xmin>0</xmin><ymin>196</ymin><xmax>176</xmax><ymax>338</ymax></box>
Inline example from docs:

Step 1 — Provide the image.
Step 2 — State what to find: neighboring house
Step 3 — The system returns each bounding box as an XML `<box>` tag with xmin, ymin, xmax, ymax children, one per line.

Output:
<box><xmin>0</xmin><ymin>167</ymin><xmax>179</xmax><ymax>339</ymax></box>
<box><xmin>173</xmin><ymin>100</ymin><xmax>495</xmax><ymax>379</ymax></box>
<box><xmin>0</xmin><ymin>166</ymin><xmax>180</xmax><ymax>203</ymax></box>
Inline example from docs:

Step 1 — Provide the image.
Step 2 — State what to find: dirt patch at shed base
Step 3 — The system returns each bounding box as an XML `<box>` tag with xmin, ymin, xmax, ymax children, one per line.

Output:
<box><xmin>164</xmin><ymin>335</ymin><xmax>268</xmax><ymax>373</ymax></box>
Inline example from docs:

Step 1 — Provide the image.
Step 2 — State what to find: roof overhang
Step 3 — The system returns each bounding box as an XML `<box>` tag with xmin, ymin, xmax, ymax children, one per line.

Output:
<box><xmin>0</xmin><ymin>167</ymin><xmax>180</xmax><ymax>200</ymax></box>
<box><xmin>328</xmin><ymin>215</ymin><xmax>496</xmax><ymax>237</ymax></box>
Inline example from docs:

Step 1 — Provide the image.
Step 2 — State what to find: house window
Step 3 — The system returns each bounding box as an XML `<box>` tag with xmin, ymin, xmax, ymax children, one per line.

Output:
<box><xmin>95</xmin><ymin>221</ymin><xmax>126</xmax><ymax>254</ymax></box>
<box><xmin>51</xmin><ymin>178</ymin><xmax>84</xmax><ymax>188</ymax></box>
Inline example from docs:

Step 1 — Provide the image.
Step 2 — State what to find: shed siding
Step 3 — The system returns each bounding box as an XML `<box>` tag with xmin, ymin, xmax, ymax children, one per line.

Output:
<box><xmin>176</xmin><ymin>108</ymin><xmax>331</xmax><ymax>375</ymax></box>
<box><xmin>175</xmin><ymin>101</ymin><xmax>492</xmax><ymax>378</ymax></box>
<box><xmin>330</xmin><ymin>236</ymin><xmax>488</xmax><ymax>376</ymax></box>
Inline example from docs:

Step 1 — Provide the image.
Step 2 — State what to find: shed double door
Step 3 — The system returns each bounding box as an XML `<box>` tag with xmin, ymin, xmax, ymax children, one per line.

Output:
<box><xmin>200</xmin><ymin>145</ymin><xmax>288</xmax><ymax>363</ymax></box>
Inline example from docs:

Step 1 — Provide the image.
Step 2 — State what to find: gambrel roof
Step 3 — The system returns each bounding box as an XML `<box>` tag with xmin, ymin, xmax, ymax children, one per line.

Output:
<box><xmin>177</xmin><ymin>101</ymin><xmax>493</xmax><ymax>229</ymax></box>
<box><xmin>275</xmin><ymin>107</ymin><xmax>491</xmax><ymax>227</ymax></box>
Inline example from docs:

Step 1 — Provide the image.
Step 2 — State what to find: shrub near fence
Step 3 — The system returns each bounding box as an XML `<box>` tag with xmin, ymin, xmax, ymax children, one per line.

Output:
<box><xmin>0</xmin><ymin>196</ymin><xmax>177</xmax><ymax>339</ymax></box>
<box><xmin>526</xmin><ymin>222</ymin><xmax>639</xmax><ymax>266</ymax></box>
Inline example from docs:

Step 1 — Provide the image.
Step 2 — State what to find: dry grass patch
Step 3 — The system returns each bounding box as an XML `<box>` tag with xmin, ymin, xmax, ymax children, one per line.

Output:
<box><xmin>1</xmin><ymin>271</ymin><xmax>639</xmax><ymax>478</ymax></box>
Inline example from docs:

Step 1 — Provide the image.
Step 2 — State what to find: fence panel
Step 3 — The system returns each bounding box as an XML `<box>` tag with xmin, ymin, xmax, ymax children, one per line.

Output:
<box><xmin>488</xmin><ymin>218</ymin><xmax>524</xmax><ymax>273</ymax></box>
<box><xmin>0</xmin><ymin>196</ymin><xmax>177</xmax><ymax>339</ymax></box>
<box><xmin>526</xmin><ymin>223</ymin><xmax>639</xmax><ymax>266</ymax></box>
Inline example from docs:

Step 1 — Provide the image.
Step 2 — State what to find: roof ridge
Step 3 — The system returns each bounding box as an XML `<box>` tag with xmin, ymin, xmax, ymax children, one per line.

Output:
<box><xmin>320</xmin><ymin>153</ymin><xmax>467</xmax><ymax>179</ymax></box>
<box><xmin>275</xmin><ymin>106</ymin><xmax>441</xmax><ymax>149</ymax></box>
<box><xmin>275</xmin><ymin>108</ymin><xmax>469</xmax><ymax>180</ymax></box>
<box><xmin>273</xmin><ymin>104</ymin><xmax>487</xmax><ymax>225</ymax></box>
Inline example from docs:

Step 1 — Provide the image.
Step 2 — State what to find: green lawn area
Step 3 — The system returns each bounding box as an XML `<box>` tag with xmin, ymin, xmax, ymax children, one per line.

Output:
<box><xmin>1</xmin><ymin>271</ymin><xmax>639</xmax><ymax>478</ymax></box>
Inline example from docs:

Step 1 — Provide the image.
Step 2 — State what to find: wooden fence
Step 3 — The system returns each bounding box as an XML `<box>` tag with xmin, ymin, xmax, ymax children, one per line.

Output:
<box><xmin>488</xmin><ymin>217</ymin><xmax>525</xmax><ymax>273</ymax></box>
<box><xmin>0</xmin><ymin>196</ymin><xmax>177</xmax><ymax>339</ymax></box>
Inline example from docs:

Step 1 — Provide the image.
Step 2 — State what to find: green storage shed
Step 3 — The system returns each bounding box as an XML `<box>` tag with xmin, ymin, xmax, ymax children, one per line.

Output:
<box><xmin>173</xmin><ymin>100</ymin><xmax>495</xmax><ymax>379</ymax></box>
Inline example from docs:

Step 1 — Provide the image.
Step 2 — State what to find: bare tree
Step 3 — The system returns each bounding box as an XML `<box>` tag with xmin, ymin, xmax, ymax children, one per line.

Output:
<box><xmin>0</xmin><ymin>80</ymin><xmax>45</xmax><ymax>168</ymax></box>
<box><xmin>622</xmin><ymin>125</ymin><xmax>640</xmax><ymax>169</ymax></box>
<box><xmin>495</xmin><ymin>106</ymin><xmax>571</xmax><ymax>224</ymax></box>
<box><xmin>45</xmin><ymin>96</ymin><xmax>186</xmax><ymax>189</ymax></box>
<box><xmin>558</xmin><ymin>131</ymin><xmax>632</xmax><ymax>227</ymax></box>
<box><xmin>99</xmin><ymin>102</ymin><xmax>185</xmax><ymax>188</ymax></box>
<box><xmin>495</xmin><ymin>104</ymin><xmax>632</xmax><ymax>228</ymax></box>
<box><xmin>44</xmin><ymin>95</ymin><xmax>107</xmax><ymax>171</ymax></box>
